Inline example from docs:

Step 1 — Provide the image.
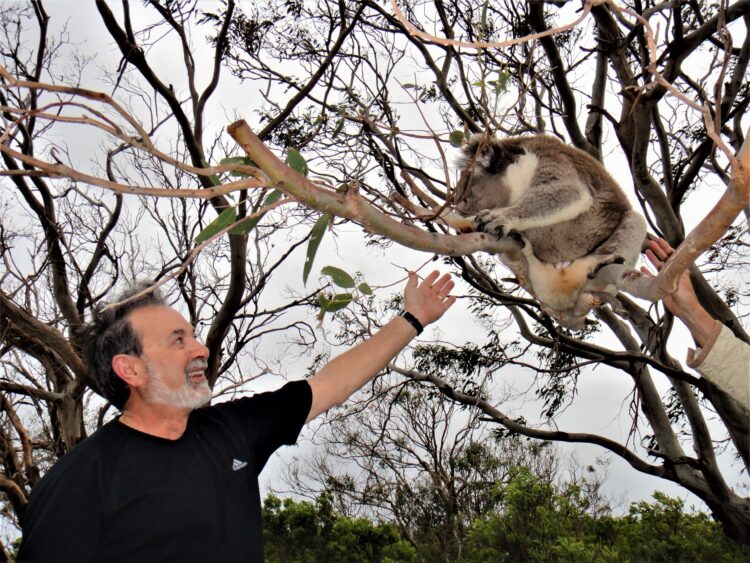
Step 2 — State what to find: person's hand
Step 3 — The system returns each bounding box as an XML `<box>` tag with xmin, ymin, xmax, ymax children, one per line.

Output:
<box><xmin>640</xmin><ymin>238</ymin><xmax>700</xmax><ymax>318</ymax></box>
<box><xmin>404</xmin><ymin>270</ymin><xmax>456</xmax><ymax>326</ymax></box>
<box><xmin>641</xmin><ymin>238</ymin><xmax>715</xmax><ymax>346</ymax></box>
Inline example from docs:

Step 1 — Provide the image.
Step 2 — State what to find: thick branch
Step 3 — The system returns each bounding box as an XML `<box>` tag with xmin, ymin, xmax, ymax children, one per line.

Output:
<box><xmin>228</xmin><ymin>120</ymin><xmax>520</xmax><ymax>257</ymax></box>
<box><xmin>658</xmin><ymin>130</ymin><xmax>750</xmax><ymax>296</ymax></box>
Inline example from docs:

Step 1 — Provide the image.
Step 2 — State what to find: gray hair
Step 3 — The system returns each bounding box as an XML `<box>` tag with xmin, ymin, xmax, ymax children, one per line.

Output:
<box><xmin>81</xmin><ymin>281</ymin><xmax>166</xmax><ymax>410</ymax></box>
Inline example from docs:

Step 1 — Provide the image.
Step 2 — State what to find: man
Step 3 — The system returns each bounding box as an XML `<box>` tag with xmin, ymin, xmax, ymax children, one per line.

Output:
<box><xmin>18</xmin><ymin>270</ymin><xmax>455</xmax><ymax>562</ymax></box>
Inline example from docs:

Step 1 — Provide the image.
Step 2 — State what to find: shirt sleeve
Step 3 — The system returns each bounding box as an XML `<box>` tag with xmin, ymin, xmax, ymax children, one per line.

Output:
<box><xmin>17</xmin><ymin>449</ymin><xmax>104</xmax><ymax>562</ymax></box>
<box><xmin>235</xmin><ymin>380</ymin><xmax>313</xmax><ymax>474</ymax></box>
<box><xmin>687</xmin><ymin>321</ymin><xmax>750</xmax><ymax>411</ymax></box>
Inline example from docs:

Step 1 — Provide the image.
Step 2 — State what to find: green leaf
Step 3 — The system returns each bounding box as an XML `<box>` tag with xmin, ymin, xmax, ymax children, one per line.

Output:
<box><xmin>229</xmin><ymin>190</ymin><xmax>284</xmax><ymax>235</ymax></box>
<box><xmin>317</xmin><ymin>293</ymin><xmax>353</xmax><ymax>319</ymax></box>
<box><xmin>321</xmin><ymin>266</ymin><xmax>356</xmax><ymax>289</ymax></box>
<box><xmin>471</xmin><ymin>80</ymin><xmax>485</xmax><ymax>88</ymax></box>
<box><xmin>332</xmin><ymin>118</ymin><xmax>345</xmax><ymax>138</ymax></box>
<box><xmin>195</xmin><ymin>206</ymin><xmax>236</xmax><ymax>243</ymax></box>
<box><xmin>220</xmin><ymin>155</ymin><xmax>257</xmax><ymax>177</ymax></box>
<box><xmin>325</xmin><ymin>293</ymin><xmax>353</xmax><ymax>312</ymax></box>
<box><xmin>201</xmin><ymin>159</ymin><xmax>222</xmax><ymax>187</ymax></box>
<box><xmin>358</xmin><ymin>283</ymin><xmax>373</xmax><ymax>295</ymax></box>
<box><xmin>286</xmin><ymin>148</ymin><xmax>308</xmax><ymax>177</ymax></box>
<box><xmin>303</xmin><ymin>214</ymin><xmax>330</xmax><ymax>285</ymax></box>
<box><xmin>492</xmin><ymin>71</ymin><xmax>510</xmax><ymax>94</ymax></box>
<box><xmin>449</xmin><ymin>130</ymin><xmax>465</xmax><ymax>148</ymax></box>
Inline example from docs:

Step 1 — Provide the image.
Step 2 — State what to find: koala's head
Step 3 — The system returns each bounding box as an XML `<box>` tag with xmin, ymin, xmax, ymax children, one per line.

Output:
<box><xmin>455</xmin><ymin>134</ymin><xmax>526</xmax><ymax>177</ymax></box>
<box><xmin>454</xmin><ymin>134</ymin><xmax>526</xmax><ymax>214</ymax></box>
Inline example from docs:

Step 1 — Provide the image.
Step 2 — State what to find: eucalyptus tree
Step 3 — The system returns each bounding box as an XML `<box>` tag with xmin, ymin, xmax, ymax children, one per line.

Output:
<box><xmin>0</xmin><ymin>0</ymin><xmax>748</xmax><ymax>551</ymax></box>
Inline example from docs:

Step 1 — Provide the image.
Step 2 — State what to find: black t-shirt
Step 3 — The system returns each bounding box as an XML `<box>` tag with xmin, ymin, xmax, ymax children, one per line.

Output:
<box><xmin>18</xmin><ymin>380</ymin><xmax>312</xmax><ymax>562</ymax></box>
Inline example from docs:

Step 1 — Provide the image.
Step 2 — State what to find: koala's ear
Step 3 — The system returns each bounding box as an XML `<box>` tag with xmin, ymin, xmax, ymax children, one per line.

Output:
<box><xmin>486</xmin><ymin>141</ymin><xmax>525</xmax><ymax>174</ymax></box>
<box><xmin>486</xmin><ymin>142</ymin><xmax>506</xmax><ymax>174</ymax></box>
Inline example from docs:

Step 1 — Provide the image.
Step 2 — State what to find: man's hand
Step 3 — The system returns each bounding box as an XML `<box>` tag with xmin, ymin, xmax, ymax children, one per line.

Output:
<box><xmin>404</xmin><ymin>270</ymin><xmax>456</xmax><ymax>327</ymax></box>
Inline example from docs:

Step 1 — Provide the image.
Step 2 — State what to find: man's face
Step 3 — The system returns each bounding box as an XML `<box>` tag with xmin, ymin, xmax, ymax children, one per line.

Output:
<box><xmin>127</xmin><ymin>305</ymin><xmax>212</xmax><ymax>410</ymax></box>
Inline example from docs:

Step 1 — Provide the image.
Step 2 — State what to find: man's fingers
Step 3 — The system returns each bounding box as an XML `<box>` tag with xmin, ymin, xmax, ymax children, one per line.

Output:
<box><xmin>431</xmin><ymin>273</ymin><xmax>452</xmax><ymax>291</ymax></box>
<box><xmin>420</xmin><ymin>270</ymin><xmax>440</xmax><ymax>287</ymax></box>
<box><xmin>437</xmin><ymin>280</ymin><xmax>455</xmax><ymax>298</ymax></box>
<box><xmin>650</xmin><ymin>238</ymin><xmax>676</xmax><ymax>262</ymax></box>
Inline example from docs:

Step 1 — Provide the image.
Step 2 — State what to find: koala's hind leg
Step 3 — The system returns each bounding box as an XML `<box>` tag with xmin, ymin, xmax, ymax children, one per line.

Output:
<box><xmin>588</xmin><ymin>211</ymin><xmax>647</xmax><ymax>278</ymax></box>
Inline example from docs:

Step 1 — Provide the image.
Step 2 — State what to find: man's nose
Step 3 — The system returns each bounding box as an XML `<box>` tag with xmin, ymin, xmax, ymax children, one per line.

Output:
<box><xmin>190</xmin><ymin>338</ymin><xmax>209</xmax><ymax>359</ymax></box>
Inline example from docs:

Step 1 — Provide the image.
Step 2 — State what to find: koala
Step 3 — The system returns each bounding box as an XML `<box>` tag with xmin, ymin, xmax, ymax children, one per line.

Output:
<box><xmin>455</xmin><ymin>134</ymin><xmax>647</xmax><ymax>328</ymax></box>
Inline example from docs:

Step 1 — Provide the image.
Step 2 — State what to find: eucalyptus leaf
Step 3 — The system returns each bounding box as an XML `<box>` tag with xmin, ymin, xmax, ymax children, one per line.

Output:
<box><xmin>303</xmin><ymin>214</ymin><xmax>330</xmax><ymax>285</ymax></box>
<box><xmin>201</xmin><ymin>159</ymin><xmax>222</xmax><ymax>187</ymax></box>
<box><xmin>220</xmin><ymin>155</ymin><xmax>257</xmax><ymax>177</ymax></box>
<box><xmin>326</xmin><ymin>293</ymin><xmax>353</xmax><ymax>312</ymax></box>
<box><xmin>229</xmin><ymin>190</ymin><xmax>284</xmax><ymax>235</ymax></box>
<box><xmin>195</xmin><ymin>207</ymin><xmax>236</xmax><ymax>243</ymax></box>
<box><xmin>318</xmin><ymin>293</ymin><xmax>353</xmax><ymax>320</ymax></box>
<box><xmin>286</xmin><ymin>148</ymin><xmax>308</xmax><ymax>177</ymax></box>
<box><xmin>358</xmin><ymin>283</ymin><xmax>373</xmax><ymax>295</ymax></box>
<box><xmin>332</xmin><ymin>118</ymin><xmax>345</xmax><ymax>138</ymax></box>
<box><xmin>449</xmin><ymin>130</ymin><xmax>465</xmax><ymax>148</ymax></box>
<box><xmin>321</xmin><ymin>266</ymin><xmax>356</xmax><ymax>288</ymax></box>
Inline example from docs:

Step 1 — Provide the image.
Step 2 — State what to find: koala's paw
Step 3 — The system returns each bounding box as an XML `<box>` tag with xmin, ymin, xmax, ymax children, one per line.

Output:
<box><xmin>587</xmin><ymin>253</ymin><xmax>625</xmax><ymax>279</ymax></box>
<box><xmin>474</xmin><ymin>210</ymin><xmax>507</xmax><ymax>239</ymax></box>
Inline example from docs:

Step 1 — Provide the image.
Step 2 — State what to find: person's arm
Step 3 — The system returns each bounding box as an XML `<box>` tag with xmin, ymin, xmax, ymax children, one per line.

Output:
<box><xmin>643</xmin><ymin>238</ymin><xmax>750</xmax><ymax>410</ymax></box>
<box><xmin>306</xmin><ymin>270</ymin><xmax>455</xmax><ymax>422</ymax></box>
<box><xmin>17</xmin><ymin>454</ymin><xmax>102</xmax><ymax>562</ymax></box>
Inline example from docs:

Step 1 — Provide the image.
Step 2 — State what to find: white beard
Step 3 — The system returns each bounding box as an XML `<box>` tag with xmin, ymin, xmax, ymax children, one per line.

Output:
<box><xmin>143</xmin><ymin>359</ymin><xmax>212</xmax><ymax>410</ymax></box>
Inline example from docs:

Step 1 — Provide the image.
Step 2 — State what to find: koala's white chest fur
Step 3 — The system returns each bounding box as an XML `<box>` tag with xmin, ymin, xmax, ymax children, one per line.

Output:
<box><xmin>501</xmin><ymin>151</ymin><xmax>539</xmax><ymax>205</ymax></box>
<box><xmin>493</xmin><ymin>150</ymin><xmax>593</xmax><ymax>231</ymax></box>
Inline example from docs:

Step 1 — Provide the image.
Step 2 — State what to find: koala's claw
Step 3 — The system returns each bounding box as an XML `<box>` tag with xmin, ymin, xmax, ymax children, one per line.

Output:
<box><xmin>474</xmin><ymin>212</ymin><xmax>507</xmax><ymax>238</ymax></box>
<box><xmin>490</xmin><ymin>223</ymin><xmax>506</xmax><ymax>238</ymax></box>
<box><xmin>508</xmin><ymin>230</ymin><xmax>526</xmax><ymax>248</ymax></box>
<box><xmin>474</xmin><ymin>216</ymin><xmax>488</xmax><ymax>232</ymax></box>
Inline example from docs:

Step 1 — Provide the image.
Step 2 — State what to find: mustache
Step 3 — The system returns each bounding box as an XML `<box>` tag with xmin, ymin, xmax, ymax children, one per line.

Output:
<box><xmin>185</xmin><ymin>359</ymin><xmax>209</xmax><ymax>374</ymax></box>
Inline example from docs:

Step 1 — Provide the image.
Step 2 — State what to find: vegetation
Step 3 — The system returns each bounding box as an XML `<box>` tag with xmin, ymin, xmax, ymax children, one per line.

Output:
<box><xmin>263</xmin><ymin>487</ymin><xmax>750</xmax><ymax>563</ymax></box>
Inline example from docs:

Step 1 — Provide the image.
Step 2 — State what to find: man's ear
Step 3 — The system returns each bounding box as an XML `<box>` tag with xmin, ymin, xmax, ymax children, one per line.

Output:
<box><xmin>112</xmin><ymin>354</ymin><xmax>144</xmax><ymax>387</ymax></box>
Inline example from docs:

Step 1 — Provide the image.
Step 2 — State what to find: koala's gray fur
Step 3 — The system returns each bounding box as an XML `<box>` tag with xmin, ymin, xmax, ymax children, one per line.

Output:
<box><xmin>456</xmin><ymin>134</ymin><xmax>647</xmax><ymax>328</ymax></box>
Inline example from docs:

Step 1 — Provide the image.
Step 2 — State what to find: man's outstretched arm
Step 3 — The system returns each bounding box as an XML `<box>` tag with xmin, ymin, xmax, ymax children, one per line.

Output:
<box><xmin>306</xmin><ymin>270</ymin><xmax>455</xmax><ymax>422</ymax></box>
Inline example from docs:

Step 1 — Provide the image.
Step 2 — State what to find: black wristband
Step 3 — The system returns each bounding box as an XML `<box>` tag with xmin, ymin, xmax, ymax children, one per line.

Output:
<box><xmin>399</xmin><ymin>310</ymin><xmax>424</xmax><ymax>335</ymax></box>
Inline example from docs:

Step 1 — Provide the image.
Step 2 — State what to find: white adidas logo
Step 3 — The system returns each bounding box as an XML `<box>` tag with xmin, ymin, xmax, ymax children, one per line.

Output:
<box><xmin>232</xmin><ymin>458</ymin><xmax>248</xmax><ymax>471</ymax></box>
